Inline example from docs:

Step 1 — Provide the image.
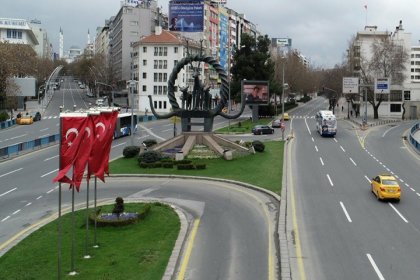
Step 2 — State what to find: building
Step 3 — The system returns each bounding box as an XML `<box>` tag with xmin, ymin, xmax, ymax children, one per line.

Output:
<box><xmin>65</xmin><ymin>45</ymin><xmax>82</xmax><ymax>63</ymax></box>
<box><xmin>0</xmin><ymin>18</ymin><xmax>38</xmax><ymax>47</ymax></box>
<box><xmin>29</xmin><ymin>19</ymin><xmax>53</xmax><ymax>59</ymax></box>
<box><xmin>109</xmin><ymin>0</ymin><xmax>160</xmax><ymax>83</ymax></box>
<box><xmin>131</xmin><ymin>26</ymin><xmax>202</xmax><ymax>113</ymax></box>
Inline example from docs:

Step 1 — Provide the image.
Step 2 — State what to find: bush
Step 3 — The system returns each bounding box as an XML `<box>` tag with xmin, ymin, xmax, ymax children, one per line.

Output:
<box><xmin>177</xmin><ymin>164</ymin><xmax>195</xmax><ymax>170</ymax></box>
<box><xmin>112</xmin><ymin>197</ymin><xmax>125</xmax><ymax>216</ymax></box>
<box><xmin>252</xmin><ymin>140</ymin><xmax>265</xmax><ymax>152</ymax></box>
<box><xmin>123</xmin><ymin>146</ymin><xmax>140</xmax><ymax>158</ymax></box>
<box><xmin>162</xmin><ymin>162</ymin><xmax>174</xmax><ymax>168</ymax></box>
<box><xmin>138</xmin><ymin>150</ymin><xmax>162</xmax><ymax>164</ymax></box>
<box><xmin>142</xmin><ymin>139</ymin><xmax>157</xmax><ymax>147</ymax></box>
<box><xmin>195</xmin><ymin>164</ymin><xmax>206</xmax><ymax>169</ymax></box>
<box><xmin>139</xmin><ymin>162</ymin><xmax>162</xmax><ymax>168</ymax></box>
<box><xmin>0</xmin><ymin>111</ymin><xmax>9</xmax><ymax>122</ymax></box>
<box><xmin>174</xmin><ymin>159</ymin><xmax>192</xmax><ymax>165</ymax></box>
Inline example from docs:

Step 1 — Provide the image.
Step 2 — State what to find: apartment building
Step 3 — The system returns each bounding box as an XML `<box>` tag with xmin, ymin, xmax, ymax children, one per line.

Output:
<box><xmin>0</xmin><ymin>18</ymin><xmax>38</xmax><ymax>47</ymax></box>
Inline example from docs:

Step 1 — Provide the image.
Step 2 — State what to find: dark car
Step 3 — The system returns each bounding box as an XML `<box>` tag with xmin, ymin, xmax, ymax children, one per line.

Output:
<box><xmin>252</xmin><ymin>125</ymin><xmax>274</xmax><ymax>135</ymax></box>
<box><xmin>33</xmin><ymin>112</ymin><xmax>41</xmax><ymax>121</ymax></box>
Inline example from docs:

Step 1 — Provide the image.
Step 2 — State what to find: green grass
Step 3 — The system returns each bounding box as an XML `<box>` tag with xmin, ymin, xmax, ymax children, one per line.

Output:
<box><xmin>111</xmin><ymin>141</ymin><xmax>284</xmax><ymax>194</ymax></box>
<box><xmin>215</xmin><ymin>118</ymin><xmax>273</xmax><ymax>133</ymax></box>
<box><xmin>0</xmin><ymin>203</ymin><xmax>180</xmax><ymax>280</ymax></box>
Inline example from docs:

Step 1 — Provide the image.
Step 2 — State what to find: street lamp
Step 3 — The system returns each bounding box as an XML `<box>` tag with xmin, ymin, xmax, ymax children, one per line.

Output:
<box><xmin>95</xmin><ymin>81</ymin><xmax>115</xmax><ymax>106</ymax></box>
<box><xmin>281</xmin><ymin>60</ymin><xmax>285</xmax><ymax>120</ymax></box>
<box><xmin>129</xmin><ymin>80</ymin><xmax>138</xmax><ymax>146</ymax></box>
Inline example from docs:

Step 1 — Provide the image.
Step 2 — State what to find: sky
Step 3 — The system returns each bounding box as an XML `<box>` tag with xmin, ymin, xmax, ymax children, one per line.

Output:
<box><xmin>3</xmin><ymin>0</ymin><xmax>420</xmax><ymax>68</ymax></box>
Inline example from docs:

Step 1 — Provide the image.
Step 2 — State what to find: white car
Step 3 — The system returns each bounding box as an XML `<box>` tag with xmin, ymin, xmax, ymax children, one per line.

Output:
<box><xmin>95</xmin><ymin>98</ymin><xmax>105</xmax><ymax>106</ymax></box>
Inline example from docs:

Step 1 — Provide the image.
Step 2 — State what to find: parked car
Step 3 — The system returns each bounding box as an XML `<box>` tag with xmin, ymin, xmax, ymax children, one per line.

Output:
<box><xmin>272</xmin><ymin>119</ymin><xmax>281</xmax><ymax>128</ymax></box>
<box><xmin>33</xmin><ymin>112</ymin><xmax>41</xmax><ymax>121</ymax></box>
<box><xmin>371</xmin><ymin>174</ymin><xmax>401</xmax><ymax>202</ymax></box>
<box><xmin>16</xmin><ymin>115</ymin><xmax>33</xmax><ymax>125</ymax></box>
<box><xmin>252</xmin><ymin>125</ymin><xmax>274</xmax><ymax>135</ymax></box>
<box><xmin>95</xmin><ymin>98</ymin><xmax>105</xmax><ymax>106</ymax></box>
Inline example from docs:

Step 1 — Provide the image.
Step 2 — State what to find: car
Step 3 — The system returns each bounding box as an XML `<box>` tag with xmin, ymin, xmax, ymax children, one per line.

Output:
<box><xmin>33</xmin><ymin>112</ymin><xmax>41</xmax><ymax>121</ymax></box>
<box><xmin>282</xmin><ymin>112</ymin><xmax>290</xmax><ymax>121</ymax></box>
<box><xmin>272</xmin><ymin>119</ymin><xmax>281</xmax><ymax>128</ymax></box>
<box><xmin>16</xmin><ymin>115</ymin><xmax>33</xmax><ymax>125</ymax></box>
<box><xmin>95</xmin><ymin>98</ymin><xmax>105</xmax><ymax>106</ymax></box>
<box><xmin>371</xmin><ymin>174</ymin><xmax>401</xmax><ymax>202</ymax></box>
<box><xmin>252</xmin><ymin>125</ymin><xmax>274</xmax><ymax>135</ymax></box>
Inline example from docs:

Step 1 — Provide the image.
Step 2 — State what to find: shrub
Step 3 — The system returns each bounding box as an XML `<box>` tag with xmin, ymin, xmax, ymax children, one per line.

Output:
<box><xmin>177</xmin><ymin>164</ymin><xmax>195</xmax><ymax>170</ymax></box>
<box><xmin>123</xmin><ymin>146</ymin><xmax>140</xmax><ymax>158</ymax></box>
<box><xmin>174</xmin><ymin>159</ymin><xmax>192</xmax><ymax>165</ymax></box>
<box><xmin>138</xmin><ymin>150</ymin><xmax>162</xmax><ymax>163</ymax></box>
<box><xmin>237</xmin><ymin>122</ymin><xmax>242</xmax><ymax>128</ymax></box>
<box><xmin>142</xmin><ymin>139</ymin><xmax>157</xmax><ymax>147</ymax></box>
<box><xmin>139</xmin><ymin>162</ymin><xmax>162</xmax><ymax>168</ymax></box>
<box><xmin>195</xmin><ymin>164</ymin><xmax>206</xmax><ymax>169</ymax></box>
<box><xmin>0</xmin><ymin>111</ymin><xmax>9</xmax><ymax>122</ymax></box>
<box><xmin>252</xmin><ymin>140</ymin><xmax>265</xmax><ymax>152</ymax></box>
<box><xmin>138</xmin><ymin>204</ymin><xmax>151</xmax><ymax>219</ymax></box>
<box><xmin>162</xmin><ymin>162</ymin><xmax>174</xmax><ymax>168</ymax></box>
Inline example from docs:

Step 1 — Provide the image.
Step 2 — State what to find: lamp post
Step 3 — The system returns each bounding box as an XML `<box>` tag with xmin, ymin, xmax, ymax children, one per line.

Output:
<box><xmin>95</xmin><ymin>81</ymin><xmax>115</xmax><ymax>106</ymax></box>
<box><xmin>129</xmin><ymin>80</ymin><xmax>138</xmax><ymax>146</ymax></box>
<box><xmin>281</xmin><ymin>60</ymin><xmax>285</xmax><ymax>120</ymax></box>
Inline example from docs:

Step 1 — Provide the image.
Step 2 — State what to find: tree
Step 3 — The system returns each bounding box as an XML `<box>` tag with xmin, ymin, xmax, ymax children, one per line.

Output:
<box><xmin>230</xmin><ymin>33</ymin><xmax>277</xmax><ymax>102</ymax></box>
<box><xmin>348</xmin><ymin>36</ymin><xmax>409</xmax><ymax>119</ymax></box>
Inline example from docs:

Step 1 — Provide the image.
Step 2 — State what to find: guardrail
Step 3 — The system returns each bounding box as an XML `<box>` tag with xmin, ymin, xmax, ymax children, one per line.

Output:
<box><xmin>0</xmin><ymin>134</ymin><xmax>59</xmax><ymax>160</ymax></box>
<box><xmin>409</xmin><ymin>123</ymin><xmax>420</xmax><ymax>153</ymax></box>
<box><xmin>0</xmin><ymin>119</ymin><xmax>16</xmax><ymax>129</ymax></box>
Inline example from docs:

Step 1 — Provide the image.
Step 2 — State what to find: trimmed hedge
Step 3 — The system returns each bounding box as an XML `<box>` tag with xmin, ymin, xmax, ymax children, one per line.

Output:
<box><xmin>138</xmin><ymin>150</ymin><xmax>162</xmax><ymax>164</ymax></box>
<box><xmin>89</xmin><ymin>203</ymin><xmax>152</xmax><ymax>227</ymax></box>
<box><xmin>252</xmin><ymin>140</ymin><xmax>265</xmax><ymax>152</ymax></box>
<box><xmin>123</xmin><ymin>146</ymin><xmax>140</xmax><ymax>158</ymax></box>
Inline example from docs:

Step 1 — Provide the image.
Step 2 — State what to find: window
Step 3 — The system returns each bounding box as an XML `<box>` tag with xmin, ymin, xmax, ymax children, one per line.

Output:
<box><xmin>143</xmin><ymin>60</ymin><xmax>147</xmax><ymax>66</ymax></box>
<box><xmin>130</xmin><ymin>21</ymin><xmax>138</xmax><ymax>26</ymax></box>
<box><xmin>143</xmin><ymin>85</ymin><xmax>147</xmax><ymax>92</ymax></box>
<box><xmin>390</xmin><ymin>104</ymin><xmax>401</xmax><ymax>112</ymax></box>
<box><xmin>154</xmin><ymin>86</ymin><xmax>158</xmax><ymax>94</ymax></box>
<box><xmin>159</xmin><ymin>101</ymin><xmax>162</xmax><ymax>109</ymax></box>
<box><xmin>163</xmin><ymin>47</ymin><xmax>168</xmax><ymax>56</ymax></box>
<box><xmin>164</xmin><ymin>60</ymin><xmax>168</xmax><ymax>69</ymax></box>
<box><xmin>163</xmin><ymin>86</ymin><xmax>168</xmax><ymax>95</ymax></box>
<box><xmin>158</xmin><ymin>73</ymin><xmax>163</xmax><ymax>82</ymax></box>
<box><xmin>6</xmin><ymin>29</ymin><xmax>22</xmax><ymax>39</ymax></box>
<box><xmin>143</xmin><ymin>72</ymin><xmax>147</xmax><ymax>79</ymax></box>
<box><xmin>404</xmin><ymin>91</ymin><xmax>411</xmax><ymax>101</ymax></box>
<box><xmin>154</xmin><ymin>60</ymin><xmax>158</xmax><ymax>69</ymax></box>
<box><xmin>174</xmin><ymin>47</ymin><xmax>178</xmax><ymax>53</ymax></box>
<box><xmin>159</xmin><ymin>47</ymin><xmax>163</xmax><ymax>56</ymax></box>
<box><xmin>158</xmin><ymin>60</ymin><xmax>163</xmax><ymax>69</ymax></box>
<box><xmin>154</xmin><ymin>101</ymin><xmax>157</xmax><ymax>108</ymax></box>
<box><xmin>390</xmin><ymin>91</ymin><xmax>402</xmax><ymax>102</ymax></box>
<box><xmin>154</xmin><ymin>47</ymin><xmax>158</xmax><ymax>56</ymax></box>
<box><xmin>154</xmin><ymin>73</ymin><xmax>158</xmax><ymax>82</ymax></box>
<box><xmin>163</xmin><ymin>73</ymin><xmax>167</xmax><ymax>81</ymax></box>
<box><xmin>158</xmin><ymin>86</ymin><xmax>163</xmax><ymax>94</ymax></box>
<box><xmin>174</xmin><ymin>60</ymin><xmax>178</xmax><ymax>67</ymax></box>
<box><xmin>143</xmin><ymin>47</ymin><xmax>147</xmax><ymax>53</ymax></box>
<box><xmin>164</xmin><ymin>101</ymin><xmax>167</xmax><ymax>109</ymax></box>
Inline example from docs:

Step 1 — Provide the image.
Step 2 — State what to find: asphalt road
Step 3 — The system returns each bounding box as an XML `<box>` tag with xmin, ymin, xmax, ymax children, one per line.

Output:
<box><xmin>287</xmin><ymin>97</ymin><xmax>420</xmax><ymax>280</ymax></box>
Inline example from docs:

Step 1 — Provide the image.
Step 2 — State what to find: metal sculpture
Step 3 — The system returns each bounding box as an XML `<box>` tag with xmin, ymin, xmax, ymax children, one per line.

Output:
<box><xmin>148</xmin><ymin>54</ymin><xmax>246</xmax><ymax>132</ymax></box>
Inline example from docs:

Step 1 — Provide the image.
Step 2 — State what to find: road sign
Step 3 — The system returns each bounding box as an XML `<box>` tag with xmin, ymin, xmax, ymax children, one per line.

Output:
<box><xmin>374</xmin><ymin>78</ymin><xmax>390</xmax><ymax>94</ymax></box>
<box><xmin>342</xmin><ymin>77</ymin><xmax>359</xmax><ymax>94</ymax></box>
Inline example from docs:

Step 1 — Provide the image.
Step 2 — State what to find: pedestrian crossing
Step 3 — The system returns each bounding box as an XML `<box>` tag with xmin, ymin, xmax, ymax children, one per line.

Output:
<box><xmin>42</xmin><ymin>116</ymin><xmax>59</xmax><ymax>119</ymax></box>
<box><xmin>286</xmin><ymin>115</ymin><xmax>315</xmax><ymax>119</ymax></box>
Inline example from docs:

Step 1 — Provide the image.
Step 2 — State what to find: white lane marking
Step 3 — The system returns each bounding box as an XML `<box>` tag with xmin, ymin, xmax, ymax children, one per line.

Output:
<box><xmin>47</xmin><ymin>189</ymin><xmax>54</xmax><ymax>194</ymax></box>
<box><xmin>382</xmin><ymin>124</ymin><xmax>398</xmax><ymax>137</ymax></box>
<box><xmin>315</xmin><ymin>145</ymin><xmax>318</xmax><ymax>152</ymax></box>
<box><xmin>340</xmin><ymin>146</ymin><xmax>345</xmax><ymax>152</ymax></box>
<box><xmin>36</xmin><ymin>196</ymin><xmax>43</xmax><ymax>200</ymax></box>
<box><xmin>320</xmin><ymin>157</ymin><xmax>324</xmax><ymax>166</ymax></box>
<box><xmin>326</xmin><ymin>174</ymin><xmax>334</xmax><ymax>187</ymax></box>
<box><xmin>0</xmin><ymin>187</ymin><xmax>17</xmax><ymax>197</ymax></box>
<box><xmin>366</xmin><ymin>254</ymin><xmax>385</xmax><ymax>280</ymax></box>
<box><xmin>25</xmin><ymin>202</ymin><xmax>32</xmax><ymax>207</ymax></box>
<box><xmin>394</xmin><ymin>175</ymin><xmax>399</xmax><ymax>179</ymax></box>
<box><xmin>304</xmin><ymin>118</ymin><xmax>311</xmax><ymax>135</ymax></box>
<box><xmin>44</xmin><ymin>155</ymin><xmax>59</xmax><ymax>161</ymax></box>
<box><xmin>405</xmin><ymin>183</ymin><xmax>410</xmax><ymax>187</ymax></box>
<box><xmin>340</xmin><ymin>201</ymin><xmax>352</xmax><ymax>223</ymax></box>
<box><xmin>54</xmin><ymin>186</ymin><xmax>59</xmax><ymax>190</ymax></box>
<box><xmin>390</xmin><ymin>171</ymin><xmax>394</xmax><ymax>175</ymax></box>
<box><xmin>386</xmin><ymin>168</ymin><xmax>390</xmax><ymax>172</ymax></box>
<box><xmin>112</xmin><ymin>142</ymin><xmax>126</xmax><ymax>148</ymax></box>
<box><xmin>311</xmin><ymin>137</ymin><xmax>314</xmax><ymax>142</ymax></box>
<box><xmin>12</xmin><ymin>209</ymin><xmax>21</xmax><ymax>215</ymax></box>
<box><xmin>388</xmin><ymin>203</ymin><xmax>408</xmax><ymax>223</ymax></box>
<box><xmin>373</xmin><ymin>157</ymin><xmax>377</xmax><ymax>160</ymax></box>
<box><xmin>333</xmin><ymin>138</ymin><xmax>338</xmax><ymax>143</ymax></box>
<box><xmin>139</xmin><ymin>124</ymin><xmax>166</xmax><ymax>141</ymax></box>
<box><xmin>40</xmin><ymin>169</ymin><xmax>58</xmax><ymax>178</ymax></box>
<box><xmin>379</xmin><ymin>162</ymin><xmax>382</xmax><ymax>165</ymax></box>
<box><xmin>1</xmin><ymin>216</ymin><xmax>11</xmax><ymax>222</ymax></box>
<box><xmin>400</xmin><ymin>179</ymin><xmax>404</xmax><ymax>183</ymax></box>
<box><xmin>40</xmin><ymin>128</ymin><xmax>49</xmax><ymax>132</ymax></box>
<box><xmin>162</xmin><ymin>129</ymin><xmax>172</xmax><ymax>132</ymax></box>
<box><xmin>9</xmin><ymin>134</ymin><xmax>27</xmax><ymax>140</ymax></box>
<box><xmin>417</xmin><ymin>193</ymin><xmax>420</xmax><ymax>197</ymax></box>
<box><xmin>39</xmin><ymin>134</ymin><xmax>50</xmax><ymax>138</ymax></box>
<box><xmin>349</xmin><ymin>158</ymin><xmax>357</xmax><ymax>166</ymax></box>
<box><xmin>365</xmin><ymin>176</ymin><xmax>371</xmax><ymax>183</ymax></box>
<box><xmin>0</xmin><ymin>168</ymin><xmax>23</xmax><ymax>178</ymax></box>
<box><xmin>410</xmin><ymin>188</ymin><xmax>415</xmax><ymax>192</ymax></box>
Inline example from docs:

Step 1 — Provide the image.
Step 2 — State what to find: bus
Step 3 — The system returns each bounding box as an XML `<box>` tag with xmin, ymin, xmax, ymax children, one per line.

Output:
<box><xmin>114</xmin><ymin>112</ymin><xmax>137</xmax><ymax>139</ymax></box>
<box><xmin>315</xmin><ymin>110</ymin><xmax>337</xmax><ymax>136</ymax></box>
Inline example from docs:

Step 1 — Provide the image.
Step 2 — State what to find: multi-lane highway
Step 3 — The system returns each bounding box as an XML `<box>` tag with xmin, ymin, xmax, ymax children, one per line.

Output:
<box><xmin>0</xmin><ymin>77</ymin><xmax>280</xmax><ymax>279</ymax></box>
<box><xmin>287</xmin><ymin>97</ymin><xmax>420</xmax><ymax>279</ymax></box>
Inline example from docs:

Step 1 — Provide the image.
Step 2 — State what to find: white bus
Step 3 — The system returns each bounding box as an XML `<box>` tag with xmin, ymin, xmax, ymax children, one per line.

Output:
<box><xmin>114</xmin><ymin>112</ymin><xmax>137</xmax><ymax>139</ymax></box>
<box><xmin>315</xmin><ymin>110</ymin><xmax>337</xmax><ymax>136</ymax></box>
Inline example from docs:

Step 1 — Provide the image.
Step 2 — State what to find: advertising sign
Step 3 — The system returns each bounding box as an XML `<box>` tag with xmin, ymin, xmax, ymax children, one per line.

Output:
<box><xmin>219</xmin><ymin>11</ymin><xmax>228</xmax><ymax>72</ymax></box>
<box><xmin>374</xmin><ymin>78</ymin><xmax>390</xmax><ymax>94</ymax></box>
<box><xmin>242</xmin><ymin>80</ymin><xmax>270</xmax><ymax>105</ymax></box>
<box><xmin>342</xmin><ymin>77</ymin><xmax>359</xmax><ymax>94</ymax></box>
<box><xmin>169</xmin><ymin>3</ymin><xmax>204</xmax><ymax>32</ymax></box>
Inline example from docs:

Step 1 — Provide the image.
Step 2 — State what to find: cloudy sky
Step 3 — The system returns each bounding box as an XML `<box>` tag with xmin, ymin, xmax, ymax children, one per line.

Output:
<box><xmin>3</xmin><ymin>0</ymin><xmax>420</xmax><ymax>68</ymax></box>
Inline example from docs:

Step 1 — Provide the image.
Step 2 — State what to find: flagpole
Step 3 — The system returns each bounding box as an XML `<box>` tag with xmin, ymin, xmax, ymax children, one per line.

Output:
<box><xmin>57</xmin><ymin>114</ymin><xmax>62</xmax><ymax>280</ymax></box>
<box><xmin>69</xmin><ymin>186</ymin><xmax>77</xmax><ymax>276</ymax></box>
<box><xmin>84</xmin><ymin>178</ymin><xmax>91</xmax><ymax>258</ymax></box>
<box><xmin>93</xmin><ymin>176</ymin><xmax>99</xmax><ymax>248</ymax></box>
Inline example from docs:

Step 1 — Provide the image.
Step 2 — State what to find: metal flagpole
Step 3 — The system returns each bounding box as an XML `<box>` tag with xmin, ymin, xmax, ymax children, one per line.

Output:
<box><xmin>57</xmin><ymin>113</ymin><xmax>62</xmax><ymax>280</ymax></box>
<box><xmin>93</xmin><ymin>176</ymin><xmax>98</xmax><ymax>248</ymax></box>
<box><xmin>84</xmin><ymin>179</ymin><xmax>91</xmax><ymax>258</ymax></box>
<box><xmin>69</xmin><ymin>186</ymin><xmax>77</xmax><ymax>275</ymax></box>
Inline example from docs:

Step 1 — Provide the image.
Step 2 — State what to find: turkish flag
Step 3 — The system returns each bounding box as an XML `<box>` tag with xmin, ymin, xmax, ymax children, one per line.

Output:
<box><xmin>88</xmin><ymin>110</ymin><xmax>118</xmax><ymax>182</ymax></box>
<box><xmin>53</xmin><ymin>115</ymin><xmax>89</xmax><ymax>185</ymax></box>
<box><xmin>72</xmin><ymin>116</ymin><xmax>95</xmax><ymax>191</ymax></box>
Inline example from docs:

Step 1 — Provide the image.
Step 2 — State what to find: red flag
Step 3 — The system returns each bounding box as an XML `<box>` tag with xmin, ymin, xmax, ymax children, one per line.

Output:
<box><xmin>88</xmin><ymin>110</ymin><xmax>118</xmax><ymax>182</ymax></box>
<box><xmin>53</xmin><ymin>114</ymin><xmax>89</xmax><ymax>185</ymax></box>
<box><xmin>72</xmin><ymin>116</ymin><xmax>95</xmax><ymax>191</ymax></box>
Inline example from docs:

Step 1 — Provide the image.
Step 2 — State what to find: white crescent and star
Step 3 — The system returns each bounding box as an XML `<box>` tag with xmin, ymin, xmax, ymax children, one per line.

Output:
<box><xmin>96</xmin><ymin>122</ymin><xmax>106</xmax><ymax>138</ymax></box>
<box><xmin>65</xmin><ymin>128</ymin><xmax>79</xmax><ymax>146</ymax></box>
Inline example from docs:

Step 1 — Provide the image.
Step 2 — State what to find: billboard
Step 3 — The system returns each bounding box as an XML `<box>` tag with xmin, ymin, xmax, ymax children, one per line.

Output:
<box><xmin>219</xmin><ymin>11</ymin><xmax>229</xmax><ymax>72</ymax></box>
<box><xmin>242</xmin><ymin>80</ymin><xmax>270</xmax><ymax>105</ymax></box>
<box><xmin>169</xmin><ymin>3</ymin><xmax>204</xmax><ymax>32</ymax></box>
<box><xmin>8</xmin><ymin>77</ymin><xmax>36</xmax><ymax>97</ymax></box>
<box><xmin>374</xmin><ymin>78</ymin><xmax>390</xmax><ymax>94</ymax></box>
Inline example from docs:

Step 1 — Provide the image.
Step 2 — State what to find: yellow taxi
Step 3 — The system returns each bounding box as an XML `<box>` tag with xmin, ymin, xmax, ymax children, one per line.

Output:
<box><xmin>282</xmin><ymin>112</ymin><xmax>290</xmax><ymax>121</ymax></box>
<box><xmin>371</xmin><ymin>174</ymin><xmax>401</xmax><ymax>202</ymax></box>
<box><xmin>16</xmin><ymin>115</ymin><xmax>34</xmax><ymax>125</ymax></box>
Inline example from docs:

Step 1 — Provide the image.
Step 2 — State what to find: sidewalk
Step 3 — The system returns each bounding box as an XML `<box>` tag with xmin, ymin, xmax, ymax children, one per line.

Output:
<box><xmin>335</xmin><ymin>97</ymin><xmax>400</xmax><ymax>129</ymax></box>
